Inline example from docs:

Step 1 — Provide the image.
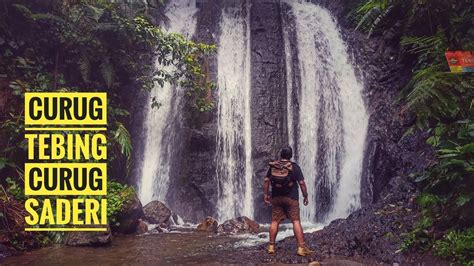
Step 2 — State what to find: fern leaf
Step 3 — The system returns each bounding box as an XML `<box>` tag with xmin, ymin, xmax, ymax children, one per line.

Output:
<box><xmin>401</xmin><ymin>29</ymin><xmax>447</xmax><ymax>56</ymax></box>
<box><xmin>368</xmin><ymin>5</ymin><xmax>393</xmax><ymax>37</ymax></box>
<box><xmin>353</xmin><ymin>0</ymin><xmax>394</xmax><ymax>35</ymax></box>
<box><xmin>403</xmin><ymin>64</ymin><xmax>467</xmax><ymax>124</ymax></box>
<box><xmin>114</xmin><ymin>122</ymin><xmax>132</xmax><ymax>160</ymax></box>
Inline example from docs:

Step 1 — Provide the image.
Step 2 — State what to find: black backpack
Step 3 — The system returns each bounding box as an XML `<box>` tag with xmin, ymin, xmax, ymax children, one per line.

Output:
<box><xmin>268</xmin><ymin>160</ymin><xmax>294</xmax><ymax>196</ymax></box>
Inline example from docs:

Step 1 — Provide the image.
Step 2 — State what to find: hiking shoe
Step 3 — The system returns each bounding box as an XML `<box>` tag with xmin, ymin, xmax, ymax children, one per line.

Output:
<box><xmin>297</xmin><ymin>245</ymin><xmax>314</xmax><ymax>256</ymax></box>
<box><xmin>267</xmin><ymin>244</ymin><xmax>275</xmax><ymax>254</ymax></box>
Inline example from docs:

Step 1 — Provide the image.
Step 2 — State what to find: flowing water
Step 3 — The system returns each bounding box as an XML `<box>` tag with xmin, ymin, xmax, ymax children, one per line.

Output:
<box><xmin>2</xmin><ymin>228</ymin><xmax>377</xmax><ymax>265</ymax></box>
<box><xmin>138</xmin><ymin>0</ymin><xmax>367</xmax><ymax>224</ymax></box>
<box><xmin>282</xmin><ymin>1</ymin><xmax>369</xmax><ymax>223</ymax></box>
<box><xmin>1</xmin><ymin>2</ymin><xmax>375</xmax><ymax>264</ymax></box>
<box><xmin>2</xmin><ymin>230</ymin><xmax>243</xmax><ymax>265</ymax></box>
<box><xmin>215</xmin><ymin>3</ymin><xmax>254</xmax><ymax>222</ymax></box>
<box><xmin>138</xmin><ymin>0</ymin><xmax>198</xmax><ymax>205</ymax></box>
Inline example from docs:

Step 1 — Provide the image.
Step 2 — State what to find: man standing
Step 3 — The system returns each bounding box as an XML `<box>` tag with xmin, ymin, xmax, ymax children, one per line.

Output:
<box><xmin>263</xmin><ymin>146</ymin><xmax>314</xmax><ymax>256</ymax></box>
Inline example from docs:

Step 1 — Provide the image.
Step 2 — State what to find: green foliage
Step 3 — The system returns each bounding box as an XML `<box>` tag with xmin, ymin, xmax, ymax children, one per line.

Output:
<box><xmin>351</xmin><ymin>0</ymin><xmax>473</xmax><ymax>263</ymax></box>
<box><xmin>351</xmin><ymin>0</ymin><xmax>395</xmax><ymax>37</ymax></box>
<box><xmin>0</xmin><ymin>0</ymin><xmax>214</xmax><ymax>251</ymax></box>
<box><xmin>352</xmin><ymin>0</ymin><xmax>474</xmax><ymax>125</ymax></box>
<box><xmin>0</xmin><ymin>0</ymin><xmax>216</xmax><ymax>183</ymax></box>
<box><xmin>434</xmin><ymin>228</ymin><xmax>474</xmax><ymax>265</ymax></box>
<box><xmin>2</xmin><ymin>0</ymin><xmax>215</xmax><ymax>108</ymax></box>
<box><xmin>403</xmin><ymin>64</ymin><xmax>473</xmax><ymax>264</ymax></box>
<box><xmin>113</xmin><ymin>122</ymin><xmax>132</xmax><ymax>159</ymax></box>
<box><xmin>399</xmin><ymin>27</ymin><xmax>473</xmax><ymax>127</ymax></box>
<box><xmin>417</xmin><ymin>120</ymin><xmax>473</xmax><ymax>219</ymax></box>
<box><xmin>2</xmin><ymin>178</ymin><xmax>135</xmax><ymax>248</ymax></box>
<box><xmin>350</xmin><ymin>0</ymin><xmax>473</xmax><ymax>44</ymax></box>
<box><xmin>105</xmin><ymin>181</ymin><xmax>135</xmax><ymax>225</ymax></box>
<box><xmin>1</xmin><ymin>179</ymin><xmax>56</xmax><ymax>250</ymax></box>
<box><xmin>399</xmin><ymin>210</ymin><xmax>436</xmax><ymax>253</ymax></box>
<box><xmin>109</xmin><ymin>122</ymin><xmax>133</xmax><ymax>174</ymax></box>
<box><xmin>5</xmin><ymin>177</ymin><xmax>26</xmax><ymax>201</ymax></box>
<box><xmin>416</xmin><ymin>193</ymin><xmax>441</xmax><ymax>208</ymax></box>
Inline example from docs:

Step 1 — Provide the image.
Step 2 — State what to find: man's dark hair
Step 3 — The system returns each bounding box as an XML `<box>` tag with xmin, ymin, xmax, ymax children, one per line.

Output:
<box><xmin>280</xmin><ymin>146</ymin><xmax>293</xmax><ymax>160</ymax></box>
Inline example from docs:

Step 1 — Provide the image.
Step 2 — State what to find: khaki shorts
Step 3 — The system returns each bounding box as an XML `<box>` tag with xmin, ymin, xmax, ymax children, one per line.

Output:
<box><xmin>271</xmin><ymin>196</ymin><xmax>300</xmax><ymax>222</ymax></box>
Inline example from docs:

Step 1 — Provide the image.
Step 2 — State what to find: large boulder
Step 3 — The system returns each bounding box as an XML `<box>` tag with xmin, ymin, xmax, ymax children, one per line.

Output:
<box><xmin>135</xmin><ymin>219</ymin><xmax>148</xmax><ymax>235</ymax></box>
<box><xmin>65</xmin><ymin>225</ymin><xmax>112</xmax><ymax>246</ymax></box>
<box><xmin>217</xmin><ymin>216</ymin><xmax>260</xmax><ymax>235</ymax></box>
<box><xmin>241</xmin><ymin>216</ymin><xmax>260</xmax><ymax>233</ymax></box>
<box><xmin>112</xmin><ymin>191</ymin><xmax>144</xmax><ymax>234</ymax></box>
<box><xmin>143</xmin><ymin>200</ymin><xmax>171</xmax><ymax>226</ymax></box>
<box><xmin>196</xmin><ymin>217</ymin><xmax>218</xmax><ymax>233</ymax></box>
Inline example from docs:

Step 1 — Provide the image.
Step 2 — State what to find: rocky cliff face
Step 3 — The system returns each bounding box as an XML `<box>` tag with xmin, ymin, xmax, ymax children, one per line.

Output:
<box><xmin>164</xmin><ymin>1</ymin><xmax>222</xmax><ymax>222</ymax></box>
<box><xmin>128</xmin><ymin>1</ymin><xmax>221</xmax><ymax>222</ymax></box>
<box><xmin>130</xmin><ymin>0</ymin><xmax>430</xmax><ymax>223</ymax></box>
<box><xmin>167</xmin><ymin>0</ymin><xmax>291</xmax><ymax>222</ymax></box>
<box><xmin>129</xmin><ymin>89</ymin><xmax>149</xmax><ymax>187</ymax></box>
<box><xmin>250</xmin><ymin>0</ymin><xmax>288</xmax><ymax>222</ymax></box>
<box><xmin>131</xmin><ymin>0</ymin><xmax>291</xmax><ymax>223</ymax></box>
<box><xmin>343</xmin><ymin>29</ymin><xmax>411</xmax><ymax>204</ymax></box>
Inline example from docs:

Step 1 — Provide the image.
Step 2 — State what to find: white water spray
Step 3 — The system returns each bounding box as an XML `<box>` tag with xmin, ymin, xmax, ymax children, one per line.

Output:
<box><xmin>138</xmin><ymin>0</ymin><xmax>198</xmax><ymax>205</ymax></box>
<box><xmin>283</xmin><ymin>1</ymin><xmax>368</xmax><ymax>222</ymax></box>
<box><xmin>215</xmin><ymin>4</ymin><xmax>254</xmax><ymax>221</ymax></box>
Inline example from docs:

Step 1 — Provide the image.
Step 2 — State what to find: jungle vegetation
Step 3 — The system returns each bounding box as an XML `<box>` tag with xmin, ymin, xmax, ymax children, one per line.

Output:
<box><xmin>0</xmin><ymin>0</ymin><xmax>472</xmax><ymax>263</ymax></box>
<box><xmin>0</xmin><ymin>0</ymin><xmax>214</xmax><ymax>250</ymax></box>
<box><xmin>350</xmin><ymin>0</ymin><xmax>473</xmax><ymax>264</ymax></box>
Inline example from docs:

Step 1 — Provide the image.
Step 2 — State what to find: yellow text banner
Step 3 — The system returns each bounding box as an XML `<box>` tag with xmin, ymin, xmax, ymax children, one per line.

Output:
<box><xmin>25</xmin><ymin>92</ymin><xmax>107</xmax><ymax>125</ymax></box>
<box><xmin>25</xmin><ymin>163</ymin><xmax>107</xmax><ymax>196</ymax></box>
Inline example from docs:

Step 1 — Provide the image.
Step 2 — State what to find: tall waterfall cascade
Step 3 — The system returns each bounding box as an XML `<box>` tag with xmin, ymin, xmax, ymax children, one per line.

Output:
<box><xmin>138</xmin><ymin>0</ymin><xmax>198</xmax><ymax>205</ymax></box>
<box><xmin>136</xmin><ymin>0</ymin><xmax>369</xmax><ymax>224</ymax></box>
<box><xmin>215</xmin><ymin>4</ymin><xmax>254</xmax><ymax>222</ymax></box>
<box><xmin>282</xmin><ymin>1</ymin><xmax>369</xmax><ymax>223</ymax></box>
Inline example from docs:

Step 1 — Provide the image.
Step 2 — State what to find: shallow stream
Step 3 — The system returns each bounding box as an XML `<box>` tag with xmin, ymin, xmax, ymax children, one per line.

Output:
<box><xmin>4</xmin><ymin>231</ymin><xmax>242</xmax><ymax>265</ymax></box>
<box><xmin>3</xmin><ymin>224</ymin><xmax>326</xmax><ymax>265</ymax></box>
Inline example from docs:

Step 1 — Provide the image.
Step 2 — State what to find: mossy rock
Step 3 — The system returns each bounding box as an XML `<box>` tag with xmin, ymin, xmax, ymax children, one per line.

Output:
<box><xmin>111</xmin><ymin>188</ymin><xmax>144</xmax><ymax>234</ymax></box>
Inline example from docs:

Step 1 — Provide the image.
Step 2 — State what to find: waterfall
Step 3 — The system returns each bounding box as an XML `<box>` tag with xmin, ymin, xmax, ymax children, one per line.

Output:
<box><xmin>282</xmin><ymin>1</ymin><xmax>369</xmax><ymax>222</ymax></box>
<box><xmin>136</xmin><ymin>0</ymin><xmax>368</xmax><ymax>224</ymax></box>
<box><xmin>215</xmin><ymin>3</ymin><xmax>254</xmax><ymax>222</ymax></box>
<box><xmin>138</xmin><ymin>0</ymin><xmax>198</xmax><ymax>205</ymax></box>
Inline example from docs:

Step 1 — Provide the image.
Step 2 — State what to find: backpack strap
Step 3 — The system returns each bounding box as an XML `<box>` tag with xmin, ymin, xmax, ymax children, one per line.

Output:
<box><xmin>268</xmin><ymin>160</ymin><xmax>293</xmax><ymax>180</ymax></box>
<box><xmin>269</xmin><ymin>160</ymin><xmax>293</xmax><ymax>169</ymax></box>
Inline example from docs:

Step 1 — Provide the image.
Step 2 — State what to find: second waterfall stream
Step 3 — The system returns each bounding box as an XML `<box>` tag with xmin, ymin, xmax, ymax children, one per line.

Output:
<box><xmin>282</xmin><ymin>1</ymin><xmax>368</xmax><ymax>223</ymax></box>
<box><xmin>138</xmin><ymin>0</ymin><xmax>198</xmax><ymax>206</ymax></box>
<box><xmin>215</xmin><ymin>4</ymin><xmax>254</xmax><ymax>222</ymax></box>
